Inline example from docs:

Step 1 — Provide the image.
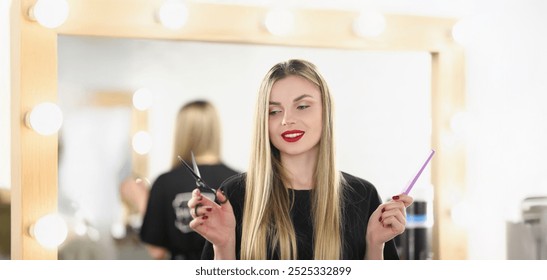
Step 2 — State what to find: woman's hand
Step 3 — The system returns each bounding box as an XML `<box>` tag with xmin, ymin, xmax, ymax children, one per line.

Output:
<box><xmin>188</xmin><ymin>188</ymin><xmax>236</xmax><ymax>259</ymax></box>
<box><xmin>365</xmin><ymin>194</ymin><xmax>413</xmax><ymax>259</ymax></box>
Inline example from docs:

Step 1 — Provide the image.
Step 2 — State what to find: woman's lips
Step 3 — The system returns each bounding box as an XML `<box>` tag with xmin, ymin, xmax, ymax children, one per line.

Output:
<box><xmin>281</xmin><ymin>130</ymin><xmax>304</xmax><ymax>142</ymax></box>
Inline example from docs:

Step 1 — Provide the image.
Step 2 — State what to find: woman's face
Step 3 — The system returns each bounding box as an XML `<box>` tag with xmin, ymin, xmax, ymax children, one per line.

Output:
<box><xmin>268</xmin><ymin>75</ymin><xmax>323</xmax><ymax>159</ymax></box>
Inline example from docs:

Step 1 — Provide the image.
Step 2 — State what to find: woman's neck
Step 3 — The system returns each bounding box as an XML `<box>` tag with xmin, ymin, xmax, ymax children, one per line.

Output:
<box><xmin>280</xmin><ymin>147</ymin><xmax>318</xmax><ymax>190</ymax></box>
<box><xmin>195</xmin><ymin>153</ymin><xmax>220</xmax><ymax>165</ymax></box>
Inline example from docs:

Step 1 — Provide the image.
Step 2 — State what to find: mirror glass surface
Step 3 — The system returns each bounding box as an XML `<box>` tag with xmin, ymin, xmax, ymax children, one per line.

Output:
<box><xmin>58</xmin><ymin>35</ymin><xmax>432</xmax><ymax>259</ymax></box>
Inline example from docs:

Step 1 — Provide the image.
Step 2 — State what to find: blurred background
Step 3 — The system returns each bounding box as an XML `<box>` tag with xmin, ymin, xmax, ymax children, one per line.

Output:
<box><xmin>2</xmin><ymin>0</ymin><xmax>547</xmax><ymax>260</ymax></box>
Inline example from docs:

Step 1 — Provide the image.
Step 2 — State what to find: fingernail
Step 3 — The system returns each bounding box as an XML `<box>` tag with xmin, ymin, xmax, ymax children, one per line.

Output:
<box><xmin>206</xmin><ymin>207</ymin><xmax>212</xmax><ymax>212</ymax></box>
<box><xmin>379</xmin><ymin>217</ymin><xmax>382</xmax><ymax>222</ymax></box>
<box><xmin>381</xmin><ymin>208</ymin><xmax>385</xmax><ymax>213</ymax></box>
<box><xmin>202</xmin><ymin>216</ymin><xmax>208</xmax><ymax>220</ymax></box>
<box><xmin>392</xmin><ymin>195</ymin><xmax>400</xmax><ymax>200</ymax></box>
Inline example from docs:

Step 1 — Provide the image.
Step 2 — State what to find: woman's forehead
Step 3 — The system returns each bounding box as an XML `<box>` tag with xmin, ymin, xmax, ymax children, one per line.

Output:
<box><xmin>270</xmin><ymin>76</ymin><xmax>320</xmax><ymax>100</ymax></box>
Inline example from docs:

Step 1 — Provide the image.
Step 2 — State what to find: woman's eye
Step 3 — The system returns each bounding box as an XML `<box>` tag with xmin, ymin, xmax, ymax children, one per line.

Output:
<box><xmin>269</xmin><ymin>110</ymin><xmax>281</xmax><ymax>115</ymax></box>
<box><xmin>297</xmin><ymin>105</ymin><xmax>310</xmax><ymax>110</ymax></box>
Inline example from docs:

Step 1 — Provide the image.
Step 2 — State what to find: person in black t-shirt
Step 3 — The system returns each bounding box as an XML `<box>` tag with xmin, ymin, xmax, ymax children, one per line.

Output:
<box><xmin>138</xmin><ymin>100</ymin><xmax>238</xmax><ymax>259</ymax></box>
<box><xmin>187</xmin><ymin>60</ymin><xmax>413</xmax><ymax>260</ymax></box>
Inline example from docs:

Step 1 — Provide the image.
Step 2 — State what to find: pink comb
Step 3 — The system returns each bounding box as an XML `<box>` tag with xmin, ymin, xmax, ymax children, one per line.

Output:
<box><xmin>402</xmin><ymin>149</ymin><xmax>435</xmax><ymax>195</ymax></box>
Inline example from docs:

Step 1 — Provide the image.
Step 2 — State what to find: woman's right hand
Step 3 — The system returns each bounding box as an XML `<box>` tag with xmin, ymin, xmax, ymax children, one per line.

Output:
<box><xmin>188</xmin><ymin>188</ymin><xmax>236</xmax><ymax>259</ymax></box>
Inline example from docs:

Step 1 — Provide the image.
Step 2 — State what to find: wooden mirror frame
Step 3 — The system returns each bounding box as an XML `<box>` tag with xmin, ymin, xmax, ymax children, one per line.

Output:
<box><xmin>10</xmin><ymin>0</ymin><xmax>466</xmax><ymax>259</ymax></box>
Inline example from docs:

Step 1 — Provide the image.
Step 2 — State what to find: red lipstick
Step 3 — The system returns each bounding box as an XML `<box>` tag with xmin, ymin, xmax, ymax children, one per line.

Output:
<box><xmin>281</xmin><ymin>130</ymin><xmax>305</xmax><ymax>143</ymax></box>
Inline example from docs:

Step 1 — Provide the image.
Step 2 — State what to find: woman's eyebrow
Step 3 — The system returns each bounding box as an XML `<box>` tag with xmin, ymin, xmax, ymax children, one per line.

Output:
<box><xmin>293</xmin><ymin>94</ymin><xmax>313</xmax><ymax>102</ymax></box>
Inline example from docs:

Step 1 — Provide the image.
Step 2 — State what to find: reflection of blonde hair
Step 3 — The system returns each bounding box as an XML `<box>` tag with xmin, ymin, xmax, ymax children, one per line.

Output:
<box><xmin>171</xmin><ymin>100</ymin><xmax>221</xmax><ymax>168</ymax></box>
<box><xmin>242</xmin><ymin>59</ymin><xmax>343</xmax><ymax>260</ymax></box>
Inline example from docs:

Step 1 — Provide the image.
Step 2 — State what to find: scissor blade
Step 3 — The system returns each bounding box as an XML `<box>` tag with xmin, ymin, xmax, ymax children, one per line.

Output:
<box><xmin>178</xmin><ymin>155</ymin><xmax>216</xmax><ymax>194</ymax></box>
<box><xmin>191</xmin><ymin>151</ymin><xmax>201</xmax><ymax>179</ymax></box>
<box><xmin>177</xmin><ymin>156</ymin><xmax>201</xmax><ymax>181</ymax></box>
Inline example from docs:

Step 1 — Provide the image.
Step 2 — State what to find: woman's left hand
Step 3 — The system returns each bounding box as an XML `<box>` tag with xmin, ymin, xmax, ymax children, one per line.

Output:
<box><xmin>366</xmin><ymin>194</ymin><xmax>413</xmax><ymax>248</ymax></box>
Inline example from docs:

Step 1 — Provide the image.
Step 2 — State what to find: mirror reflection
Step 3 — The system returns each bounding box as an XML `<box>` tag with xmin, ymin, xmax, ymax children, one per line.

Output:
<box><xmin>57</xmin><ymin>35</ymin><xmax>432</xmax><ymax>259</ymax></box>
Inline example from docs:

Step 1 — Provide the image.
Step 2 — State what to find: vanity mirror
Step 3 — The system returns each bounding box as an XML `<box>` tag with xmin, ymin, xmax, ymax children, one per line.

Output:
<box><xmin>10</xmin><ymin>0</ymin><xmax>466</xmax><ymax>259</ymax></box>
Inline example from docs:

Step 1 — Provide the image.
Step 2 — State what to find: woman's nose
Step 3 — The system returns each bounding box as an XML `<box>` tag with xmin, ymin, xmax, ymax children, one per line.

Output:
<box><xmin>281</xmin><ymin>111</ymin><xmax>296</xmax><ymax>126</ymax></box>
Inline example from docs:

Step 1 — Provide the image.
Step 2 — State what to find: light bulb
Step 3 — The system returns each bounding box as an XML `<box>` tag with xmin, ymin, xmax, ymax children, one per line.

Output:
<box><xmin>450</xmin><ymin>111</ymin><xmax>471</xmax><ymax>137</ymax></box>
<box><xmin>353</xmin><ymin>10</ymin><xmax>386</xmax><ymax>38</ymax></box>
<box><xmin>74</xmin><ymin>222</ymin><xmax>87</xmax><ymax>236</ymax></box>
<box><xmin>158</xmin><ymin>0</ymin><xmax>189</xmax><ymax>30</ymax></box>
<box><xmin>264</xmin><ymin>9</ymin><xmax>295</xmax><ymax>36</ymax></box>
<box><xmin>29</xmin><ymin>213</ymin><xmax>68</xmax><ymax>249</ymax></box>
<box><xmin>111</xmin><ymin>222</ymin><xmax>126</xmax><ymax>239</ymax></box>
<box><xmin>29</xmin><ymin>0</ymin><xmax>69</xmax><ymax>29</ymax></box>
<box><xmin>451</xmin><ymin>200</ymin><xmax>472</xmax><ymax>229</ymax></box>
<box><xmin>25</xmin><ymin>102</ymin><xmax>63</xmax><ymax>136</ymax></box>
<box><xmin>451</xmin><ymin>17</ymin><xmax>480</xmax><ymax>48</ymax></box>
<box><xmin>132</xmin><ymin>131</ymin><xmax>152</xmax><ymax>155</ymax></box>
<box><xmin>132</xmin><ymin>88</ymin><xmax>153</xmax><ymax>111</ymax></box>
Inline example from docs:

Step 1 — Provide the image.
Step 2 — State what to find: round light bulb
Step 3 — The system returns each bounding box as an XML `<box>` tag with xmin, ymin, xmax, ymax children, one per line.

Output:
<box><xmin>451</xmin><ymin>20</ymin><xmax>466</xmax><ymax>45</ymax></box>
<box><xmin>87</xmin><ymin>227</ymin><xmax>101</xmax><ymax>242</ymax></box>
<box><xmin>451</xmin><ymin>17</ymin><xmax>477</xmax><ymax>47</ymax></box>
<box><xmin>132</xmin><ymin>131</ymin><xmax>152</xmax><ymax>155</ymax></box>
<box><xmin>132</xmin><ymin>88</ymin><xmax>153</xmax><ymax>111</ymax></box>
<box><xmin>26</xmin><ymin>102</ymin><xmax>63</xmax><ymax>136</ymax></box>
<box><xmin>30</xmin><ymin>0</ymin><xmax>69</xmax><ymax>29</ymax></box>
<box><xmin>451</xmin><ymin>200</ymin><xmax>472</xmax><ymax>229</ymax></box>
<box><xmin>74</xmin><ymin>222</ymin><xmax>88</xmax><ymax>236</ymax></box>
<box><xmin>450</xmin><ymin>111</ymin><xmax>471</xmax><ymax>137</ymax></box>
<box><xmin>30</xmin><ymin>214</ymin><xmax>68</xmax><ymax>249</ymax></box>
<box><xmin>158</xmin><ymin>0</ymin><xmax>189</xmax><ymax>30</ymax></box>
<box><xmin>264</xmin><ymin>9</ymin><xmax>295</xmax><ymax>36</ymax></box>
<box><xmin>353</xmin><ymin>10</ymin><xmax>386</xmax><ymax>38</ymax></box>
<box><xmin>110</xmin><ymin>222</ymin><xmax>126</xmax><ymax>239</ymax></box>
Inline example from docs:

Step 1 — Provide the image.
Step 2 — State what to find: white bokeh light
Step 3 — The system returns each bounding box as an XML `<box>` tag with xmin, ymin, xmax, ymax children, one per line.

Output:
<box><xmin>30</xmin><ymin>214</ymin><xmax>68</xmax><ymax>249</ymax></box>
<box><xmin>158</xmin><ymin>0</ymin><xmax>189</xmax><ymax>30</ymax></box>
<box><xmin>264</xmin><ymin>8</ymin><xmax>295</xmax><ymax>36</ymax></box>
<box><xmin>30</xmin><ymin>0</ymin><xmax>69</xmax><ymax>29</ymax></box>
<box><xmin>132</xmin><ymin>88</ymin><xmax>153</xmax><ymax>111</ymax></box>
<box><xmin>450</xmin><ymin>111</ymin><xmax>472</xmax><ymax>138</ymax></box>
<box><xmin>26</xmin><ymin>102</ymin><xmax>63</xmax><ymax>135</ymax></box>
<box><xmin>132</xmin><ymin>131</ymin><xmax>152</xmax><ymax>155</ymax></box>
<box><xmin>74</xmin><ymin>222</ymin><xmax>87</xmax><ymax>236</ymax></box>
<box><xmin>353</xmin><ymin>10</ymin><xmax>386</xmax><ymax>38</ymax></box>
<box><xmin>110</xmin><ymin>221</ymin><xmax>126</xmax><ymax>239</ymax></box>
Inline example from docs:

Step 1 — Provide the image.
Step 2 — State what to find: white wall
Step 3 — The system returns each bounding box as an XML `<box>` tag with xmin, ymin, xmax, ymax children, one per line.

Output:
<box><xmin>451</xmin><ymin>0</ymin><xmax>547</xmax><ymax>259</ymax></box>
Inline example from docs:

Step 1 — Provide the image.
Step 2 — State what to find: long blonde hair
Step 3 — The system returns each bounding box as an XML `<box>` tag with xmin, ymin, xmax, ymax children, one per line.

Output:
<box><xmin>242</xmin><ymin>59</ymin><xmax>343</xmax><ymax>259</ymax></box>
<box><xmin>171</xmin><ymin>100</ymin><xmax>221</xmax><ymax>168</ymax></box>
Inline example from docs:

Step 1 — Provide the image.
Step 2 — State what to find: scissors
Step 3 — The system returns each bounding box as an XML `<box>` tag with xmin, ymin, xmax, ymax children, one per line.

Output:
<box><xmin>178</xmin><ymin>152</ymin><xmax>217</xmax><ymax>195</ymax></box>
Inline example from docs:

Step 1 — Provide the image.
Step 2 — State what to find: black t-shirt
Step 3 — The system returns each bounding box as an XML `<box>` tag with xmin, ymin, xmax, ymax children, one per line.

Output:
<box><xmin>201</xmin><ymin>172</ymin><xmax>399</xmax><ymax>260</ymax></box>
<box><xmin>139</xmin><ymin>163</ymin><xmax>239</xmax><ymax>259</ymax></box>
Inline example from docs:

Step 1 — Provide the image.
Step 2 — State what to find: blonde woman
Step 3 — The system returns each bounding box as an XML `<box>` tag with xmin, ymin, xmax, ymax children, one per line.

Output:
<box><xmin>139</xmin><ymin>100</ymin><xmax>238</xmax><ymax>259</ymax></box>
<box><xmin>188</xmin><ymin>60</ymin><xmax>412</xmax><ymax>260</ymax></box>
